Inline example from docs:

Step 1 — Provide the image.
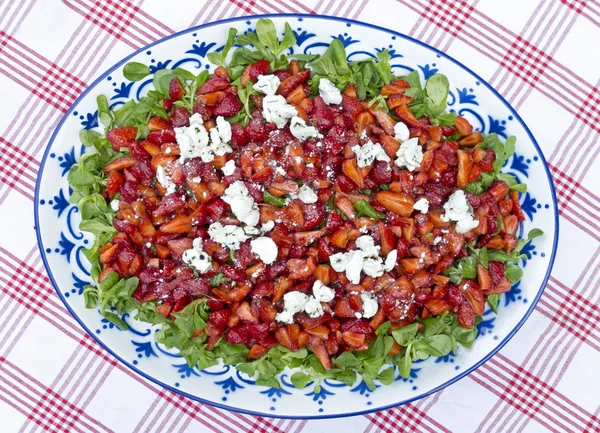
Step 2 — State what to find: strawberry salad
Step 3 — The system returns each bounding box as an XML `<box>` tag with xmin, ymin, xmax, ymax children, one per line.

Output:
<box><xmin>70</xmin><ymin>19</ymin><xmax>542</xmax><ymax>390</ymax></box>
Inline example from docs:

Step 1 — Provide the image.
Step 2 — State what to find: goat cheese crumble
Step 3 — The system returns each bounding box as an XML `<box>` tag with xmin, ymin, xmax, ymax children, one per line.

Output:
<box><xmin>176</xmin><ymin>113</ymin><xmax>232</xmax><ymax>163</ymax></box>
<box><xmin>329</xmin><ymin>235</ymin><xmax>395</xmax><ymax>283</ymax></box>
<box><xmin>222</xmin><ymin>181</ymin><xmax>260</xmax><ymax>227</ymax></box>
<box><xmin>254</xmin><ymin>74</ymin><xmax>280</xmax><ymax>96</ymax></box>
<box><xmin>221</xmin><ymin>159</ymin><xmax>236</xmax><ymax>176</ymax></box>
<box><xmin>156</xmin><ymin>165</ymin><xmax>176</xmax><ymax>195</ymax></box>
<box><xmin>262</xmin><ymin>95</ymin><xmax>297</xmax><ymax>128</ymax></box>
<box><xmin>413</xmin><ymin>197</ymin><xmax>430</xmax><ymax>214</ymax></box>
<box><xmin>250</xmin><ymin>236</ymin><xmax>278</xmax><ymax>264</ymax></box>
<box><xmin>182</xmin><ymin>238</ymin><xmax>212</xmax><ymax>274</ymax></box>
<box><xmin>352</xmin><ymin>142</ymin><xmax>390</xmax><ymax>168</ymax></box>
<box><xmin>275</xmin><ymin>291</ymin><xmax>309</xmax><ymax>324</ymax></box>
<box><xmin>395</xmin><ymin>137</ymin><xmax>423</xmax><ymax>171</ymax></box>
<box><xmin>318</xmin><ymin>78</ymin><xmax>342</xmax><ymax>105</ymax></box>
<box><xmin>208</xmin><ymin>222</ymin><xmax>249</xmax><ymax>250</ymax></box>
<box><xmin>298</xmin><ymin>184</ymin><xmax>318</xmax><ymax>204</ymax></box>
<box><xmin>289</xmin><ymin>116</ymin><xmax>320</xmax><ymax>141</ymax></box>
<box><xmin>360</xmin><ymin>291</ymin><xmax>379</xmax><ymax>319</ymax></box>
<box><xmin>394</xmin><ymin>121</ymin><xmax>410</xmax><ymax>142</ymax></box>
<box><xmin>441</xmin><ymin>190</ymin><xmax>479</xmax><ymax>234</ymax></box>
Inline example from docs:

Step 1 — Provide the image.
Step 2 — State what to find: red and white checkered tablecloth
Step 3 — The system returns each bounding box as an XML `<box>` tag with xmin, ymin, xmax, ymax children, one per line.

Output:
<box><xmin>1</xmin><ymin>0</ymin><xmax>599</xmax><ymax>432</ymax></box>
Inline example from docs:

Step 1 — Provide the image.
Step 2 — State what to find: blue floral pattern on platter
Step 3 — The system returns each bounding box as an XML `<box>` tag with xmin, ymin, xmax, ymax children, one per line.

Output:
<box><xmin>35</xmin><ymin>15</ymin><xmax>557</xmax><ymax>419</ymax></box>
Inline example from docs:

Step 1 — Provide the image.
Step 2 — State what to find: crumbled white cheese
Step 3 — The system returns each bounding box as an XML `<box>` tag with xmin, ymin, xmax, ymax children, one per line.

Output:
<box><xmin>318</xmin><ymin>78</ymin><xmax>342</xmax><ymax>105</ymax></box>
<box><xmin>208</xmin><ymin>222</ymin><xmax>249</xmax><ymax>250</ymax></box>
<box><xmin>304</xmin><ymin>297</ymin><xmax>324</xmax><ymax>318</ymax></box>
<box><xmin>177</xmin><ymin>113</ymin><xmax>232</xmax><ymax>163</ymax></box>
<box><xmin>110</xmin><ymin>199</ymin><xmax>120</xmax><ymax>211</ymax></box>
<box><xmin>394</xmin><ymin>121</ymin><xmax>410</xmax><ymax>142</ymax></box>
<box><xmin>182</xmin><ymin>237</ymin><xmax>212</xmax><ymax>274</ymax></box>
<box><xmin>250</xmin><ymin>236</ymin><xmax>278</xmax><ymax>264</ymax></box>
<box><xmin>363</xmin><ymin>257</ymin><xmax>385</xmax><ymax>278</ymax></box>
<box><xmin>413</xmin><ymin>197</ymin><xmax>430</xmax><ymax>214</ymax></box>
<box><xmin>262</xmin><ymin>95</ymin><xmax>297</xmax><ymax>128</ymax></box>
<box><xmin>312</xmin><ymin>280</ymin><xmax>335</xmax><ymax>302</ymax></box>
<box><xmin>221</xmin><ymin>160</ymin><xmax>236</xmax><ymax>176</ymax></box>
<box><xmin>298</xmin><ymin>185</ymin><xmax>318</xmax><ymax>204</ymax></box>
<box><xmin>191</xmin><ymin>176</ymin><xmax>202</xmax><ymax>183</ymax></box>
<box><xmin>441</xmin><ymin>190</ymin><xmax>479</xmax><ymax>234</ymax></box>
<box><xmin>395</xmin><ymin>137</ymin><xmax>423</xmax><ymax>171</ymax></box>
<box><xmin>255</xmin><ymin>74</ymin><xmax>280</xmax><ymax>96</ymax></box>
<box><xmin>222</xmin><ymin>181</ymin><xmax>260</xmax><ymax>227</ymax></box>
<box><xmin>345</xmin><ymin>250</ymin><xmax>366</xmax><ymax>284</ymax></box>
<box><xmin>384</xmin><ymin>250</ymin><xmax>397</xmax><ymax>272</ymax></box>
<box><xmin>244</xmin><ymin>226</ymin><xmax>260</xmax><ymax>235</ymax></box>
<box><xmin>433</xmin><ymin>236</ymin><xmax>443</xmax><ymax>245</ymax></box>
<box><xmin>360</xmin><ymin>291</ymin><xmax>379</xmax><ymax>318</ymax></box>
<box><xmin>330</xmin><ymin>252</ymin><xmax>351</xmax><ymax>272</ymax></box>
<box><xmin>352</xmin><ymin>142</ymin><xmax>390</xmax><ymax>168</ymax></box>
<box><xmin>156</xmin><ymin>165</ymin><xmax>176</xmax><ymax>195</ymax></box>
<box><xmin>289</xmin><ymin>116</ymin><xmax>320</xmax><ymax>141</ymax></box>
<box><xmin>330</xmin><ymin>236</ymin><xmax>397</xmax><ymax>284</ymax></box>
<box><xmin>275</xmin><ymin>166</ymin><xmax>287</xmax><ymax>176</ymax></box>
<box><xmin>260</xmin><ymin>220</ymin><xmax>275</xmax><ymax>234</ymax></box>
<box><xmin>356</xmin><ymin>235</ymin><xmax>381</xmax><ymax>258</ymax></box>
<box><xmin>276</xmin><ymin>291</ymin><xmax>309</xmax><ymax>324</ymax></box>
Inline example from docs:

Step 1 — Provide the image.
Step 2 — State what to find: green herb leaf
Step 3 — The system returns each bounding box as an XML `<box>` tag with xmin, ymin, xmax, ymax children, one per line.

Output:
<box><xmin>377</xmin><ymin>367</ymin><xmax>395</xmax><ymax>385</ymax></box>
<box><xmin>290</xmin><ymin>372</ymin><xmax>311</xmax><ymax>389</ymax></box>
<box><xmin>207</xmin><ymin>28</ymin><xmax>238</xmax><ymax>67</ymax></box>
<box><xmin>504</xmin><ymin>264</ymin><xmax>523</xmax><ymax>284</ymax></box>
<box><xmin>392</xmin><ymin>323</ymin><xmax>419</xmax><ymax>346</ymax></box>
<box><xmin>263</xmin><ymin>190</ymin><xmax>287</xmax><ymax>207</ymax></box>
<box><xmin>123</xmin><ymin>62</ymin><xmax>151</xmax><ymax>81</ymax></box>
<box><xmin>487</xmin><ymin>293</ymin><xmax>500</xmax><ymax>314</ymax></box>
<box><xmin>354</xmin><ymin>199</ymin><xmax>385</xmax><ymax>219</ymax></box>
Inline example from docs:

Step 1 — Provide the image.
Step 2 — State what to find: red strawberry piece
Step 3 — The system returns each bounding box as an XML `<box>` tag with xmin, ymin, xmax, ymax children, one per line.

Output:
<box><xmin>445</xmin><ymin>284</ymin><xmax>464</xmax><ymax>307</ymax></box>
<box><xmin>369</xmin><ymin>160</ymin><xmax>393</xmax><ymax>185</ymax></box>
<box><xmin>439</xmin><ymin>167</ymin><xmax>458</xmax><ymax>187</ymax></box>
<box><xmin>127</xmin><ymin>140</ymin><xmax>150</xmax><ymax>157</ymax></box>
<box><xmin>252</xmin><ymin>281</ymin><xmax>274</xmax><ymax>298</ymax></box>
<box><xmin>488</xmin><ymin>261</ymin><xmax>506</xmax><ymax>286</ymax></box>
<box><xmin>106</xmin><ymin>126</ymin><xmax>137</xmax><ymax>151</ymax></box>
<box><xmin>326</xmin><ymin>211</ymin><xmax>344</xmax><ymax>232</ymax></box>
<box><xmin>274</xmin><ymin>70</ymin><xmax>292</xmax><ymax>81</ymax></box>
<box><xmin>225</xmin><ymin>326</ymin><xmax>249</xmax><ymax>344</ymax></box>
<box><xmin>302</xmin><ymin>203</ymin><xmax>326</xmax><ymax>230</ymax></box>
<box><xmin>277</xmin><ymin>70</ymin><xmax>310</xmax><ymax>97</ymax></box>
<box><xmin>208</xmin><ymin>299</ymin><xmax>225</xmax><ymax>310</ymax></box>
<box><xmin>396</xmin><ymin>238</ymin><xmax>411</xmax><ymax>258</ymax></box>
<box><xmin>153</xmin><ymin>194</ymin><xmax>187</xmax><ymax>216</ymax></box>
<box><xmin>265</xmin><ymin>260</ymin><xmax>287</xmax><ymax>280</ymax></box>
<box><xmin>458</xmin><ymin>302</ymin><xmax>475</xmax><ymax>328</ymax></box>
<box><xmin>148</xmin><ymin>116</ymin><xmax>171</xmax><ymax>131</ymax></box>
<box><xmin>230</xmin><ymin>123</ymin><xmax>248</xmax><ymax>148</ymax></box>
<box><xmin>317</xmin><ymin>237</ymin><xmax>334</xmax><ymax>262</ymax></box>
<box><xmin>113</xmin><ymin>219</ymin><xmax>135</xmax><ymax>234</ymax></box>
<box><xmin>213</xmin><ymin>89</ymin><xmax>242</xmax><ymax>117</ymax></box>
<box><xmin>130</xmin><ymin>158</ymin><xmax>154</xmax><ymax>181</ymax></box>
<box><xmin>206</xmin><ymin>197</ymin><xmax>227</xmax><ymax>222</ymax></box>
<box><xmin>236</xmin><ymin>240</ymin><xmax>256</xmax><ymax>268</ymax></box>
<box><xmin>162</xmin><ymin>98</ymin><xmax>173</xmax><ymax>111</ymax></box>
<box><xmin>197</xmin><ymin>76</ymin><xmax>230</xmax><ymax>94</ymax></box>
<box><xmin>147</xmin><ymin>129</ymin><xmax>176</xmax><ymax>145</ymax></box>
<box><xmin>119</xmin><ymin>181</ymin><xmax>140</xmax><ymax>202</ymax></box>
<box><xmin>342</xmin><ymin>94</ymin><xmax>363</xmax><ymax>117</ymax></box>
<box><xmin>248</xmin><ymin>59</ymin><xmax>271</xmax><ymax>81</ymax></box>
<box><xmin>220</xmin><ymin>265</ymin><xmax>247</xmax><ymax>282</ymax></box>
<box><xmin>169</xmin><ymin>78</ymin><xmax>185</xmax><ymax>101</ymax></box>
<box><xmin>169</xmin><ymin>107</ymin><xmax>191</xmax><ymax>127</ymax></box>
<box><xmin>336</xmin><ymin>174</ymin><xmax>359</xmax><ymax>194</ymax></box>
<box><xmin>167</xmin><ymin>238</ymin><xmax>193</xmax><ymax>259</ymax></box>
<box><xmin>106</xmin><ymin>170</ymin><xmax>125</xmax><ymax>199</ymax></box>
<box><xmin>311</xmin><ymin>96</ymin><xmax>335</xmax><ymax>132</ymax></box>
<box><xmin>244</xmin><ymin>181</ymin><xmax>264</xmax><ymax>203</ymax></box>
<box><xmin>340</xmin><ymin>318</ymin><xmax>372</xmax><ymax>334</ymax></box>
<box><xmin>246</xmin><ymin>117</ymin><xmax>270</xmax><ymax>142</ymax></box>
<box><xmin>209</xmin><ymin>309</ymin><xmax>232</xmax><ymax>330</ymax></box>
<box><xmin>181</xmin><ymin>279</ymin><xmax>211</xmax><ymax>297</ymax></box>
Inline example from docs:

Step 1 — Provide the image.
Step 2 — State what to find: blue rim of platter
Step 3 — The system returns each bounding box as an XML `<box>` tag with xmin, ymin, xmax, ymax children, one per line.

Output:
<box><xmin>34</xmin><ymin>13</ymin><xmax>559</xmax><ymax>419</ymax></box>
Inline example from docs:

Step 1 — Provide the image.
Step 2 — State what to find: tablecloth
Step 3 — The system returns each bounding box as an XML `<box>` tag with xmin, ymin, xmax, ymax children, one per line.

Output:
<box><xmin>1</xmin><ymin>0</ymin><xmax>599</xmax><ymax>432</ymax></box>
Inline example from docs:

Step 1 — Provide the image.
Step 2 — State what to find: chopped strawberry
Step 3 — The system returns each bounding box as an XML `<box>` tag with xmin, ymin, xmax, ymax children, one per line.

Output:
<box><xmin>106</xmin><ymin>126</ymin><xmax>137</xmax><ymax>151</ymax></box>
<box><xmin>169</xmin><ymin>78</ymin><xmax>186</xmax><ymax>101</ymax></box>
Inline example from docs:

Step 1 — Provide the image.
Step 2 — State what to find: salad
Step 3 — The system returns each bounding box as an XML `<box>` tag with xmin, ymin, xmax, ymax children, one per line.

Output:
<box><xmin>69</xmin><ymin>19</ymin><xmax>542</xmax><ymax>391</ymax></box>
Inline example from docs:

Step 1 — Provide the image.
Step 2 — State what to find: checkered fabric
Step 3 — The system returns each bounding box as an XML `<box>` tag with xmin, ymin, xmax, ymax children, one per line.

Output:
<box><xmin>0</xmin><ymin>0</ymin><xmax>598</xmax><ymax>432</ymax></box>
